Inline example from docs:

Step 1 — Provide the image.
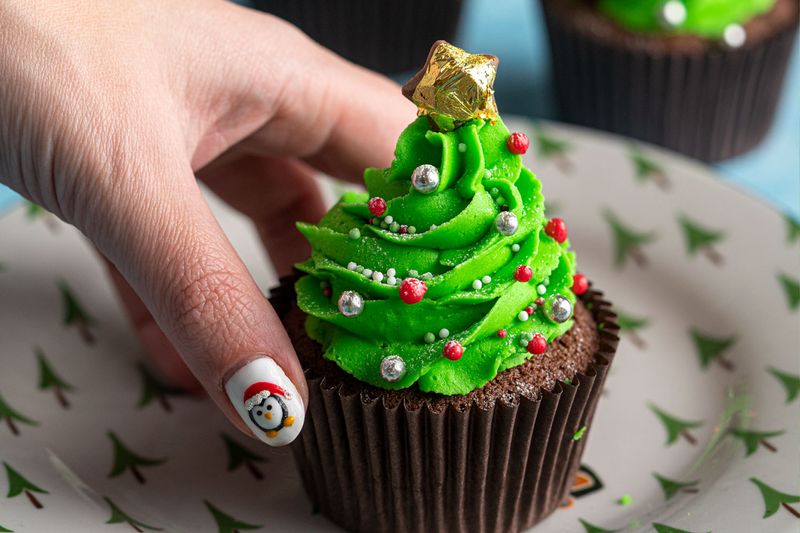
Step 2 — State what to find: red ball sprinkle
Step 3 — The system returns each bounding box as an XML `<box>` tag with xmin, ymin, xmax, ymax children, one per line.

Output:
<box><xmin>399</xmin><ymin>278</ymin><xmax>427</xmax><ymax>304</ymax></box>
<box><xmin>368</xmin><ymin>197</ymin><xmax>387</xmax><ymax>217</ymax></box>
<box><xmin>497</xmin><ymin>329</ymin><xmax>507</xmax><ymax>338</ymax></box>
<box><xmin>525</xmin><ymin>306</ymin><xmax>535</xmax><ymax>315</ymax></box>
<box><xmin>368</xmin><ymin>217</ymin><xmax>374</xmax><ymax>225</ymax></box>
<box><xmin>572</xmin><ymin>273</ymin><xmax>588</xmax><ymax>295</ymax></box>
<box><xmin>514</xmin><ymin>265</ymin><xmax>533</xmax><ymax>282</ymax></box>
<box><xmin>322</xmin><ymin>287</ymin><xmax>332</xmax><ymax>298</ymax></box>
<box><xmin>443</xmin><ymin>340</ymin><xmax>464</xmax><ymax>361</ymax></box>
<box><xmin>534</xmin><ymin>297</ymin><xmax>545</xmax><ymax>306</ymax></box>
<box><xmin>545</xmin><ymin>218</ymin><xmax>568</xmax><ymax>243</ymax></box>
<box><xmin>507</xmin><ymin>132</ymin><xmax>530</xmax><ymax>155</ymax></box>
<box><xmin>527</xmin><ymin>334</ymin><xmax>547</xmax><ymax>355</ymax></box>
<box><xmin>399</xmin><ymin>225</ymin><xmax>408</xmax><ymax>234</ymax></box>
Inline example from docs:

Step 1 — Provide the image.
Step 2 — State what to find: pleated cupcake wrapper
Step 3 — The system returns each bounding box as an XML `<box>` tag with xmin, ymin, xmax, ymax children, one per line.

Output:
<box><xmin>252</xmin><ymin>0</ymin><xmax>464</xmax><ymax>75</ymax></box>
<box><xmin>541</xmin><ymin>2</ymin><xmax>798</xmax><ymax>162</ymax></box>
<box><xmin>275</xmin><ymin>280</ymin><xmax>619</xmax><ymax>533</ymax></box>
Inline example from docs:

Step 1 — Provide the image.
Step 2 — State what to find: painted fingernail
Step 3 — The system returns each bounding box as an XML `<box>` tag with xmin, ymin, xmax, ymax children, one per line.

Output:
<box><xmin>224</xmin><ymin>357</ymin><xmax>304</xmax><ymax>447</ymax></box>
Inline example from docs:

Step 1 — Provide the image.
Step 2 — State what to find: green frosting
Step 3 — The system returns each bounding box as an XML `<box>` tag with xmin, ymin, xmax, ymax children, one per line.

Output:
<box><xmin>295</xmin><ymin>116</ymin><xmax>578</xmax><ymax>395</ymax></box>
<box><xmin>598</xmin><ymin>0</ymin><xmax>775</xmax><ymax>38</ymax></box>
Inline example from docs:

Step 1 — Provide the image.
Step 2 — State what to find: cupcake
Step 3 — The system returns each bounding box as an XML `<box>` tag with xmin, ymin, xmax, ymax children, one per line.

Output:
<box><xmin>252</xmin><ymin>0</ymin><xmax>464</xmax><ymax>75</ymax></box>
<box><xmin>540</xmin><ymin>0</ymin><xmax>799</xmax><ymax>162</ymax></box>
<box><xmin>273</xmin><ymin>41</ymin><xmax>619</xmax><ymax>532</ymax></box>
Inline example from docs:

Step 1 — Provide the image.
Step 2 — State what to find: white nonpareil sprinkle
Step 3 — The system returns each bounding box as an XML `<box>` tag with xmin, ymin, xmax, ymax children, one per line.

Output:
<box><xmin>347</xmin><ymin>262</ymin><xmax>358</xmax><ymax>271</ymax></box>
<box><xmin>512</xmin><ymin>244</ymin><xmax>520</xmax><ymax>252</ymax></box>
<box><xmin>484</xmin><ymin>169</ymin><xmax>492</xmax><ymax>178</ymax></box>
<box><xmin>430</xmin><ymin>224</ymin><xmax>437</xmax><ymax>231</ymax></box>
<box><xmin>387</xmin><ymin>268</ymin><xmax>396</xmax><ymax>277</ymax></box>
<box><xmin>439</xmin><ymin>328</ymin><xmax>450</xmax><ymax>339</ymax></box>
<box><xmin>543</xmin><ymin>277</ymin><xmax>550</xmax><ymax>285</ymax></box>
<box><xmin>424</xmin><ymin>332</ymin><xmax>436</xmax><ymax>343</ymax></box>
<box><xmin>472</xmin><ymin>280</ymin><xmax>483</xmax><ymax>290</ymax></box>
<box><xmin>384</xmin><ymin>215</ymin><xmax>394</xmax><ymax>224</ymax></box>
<box><xmin>362</xmin><ymin>269</ymin><xmax>373</xmax><ymax>278</ymax></box>
<box><xmin>518</xmin><ymin>311</ymin><xmax>529</xmax><ymax>321</ymax></box>
<box><xmin>482</xmin><ymin>275</ymin><xmax>492</xmax><ymax>284</ymax></box>
<box><xmin>458</xmin><ymin>143</ymin><xmax>466</xmax><ymax>153</ymax></box>
<box><xmin>386</xmin><ymin>276</ymin><xmax>397</xmax><ymax>286</ymax></box>
<box><xmin>372</xmin><ymin>271</ymin><xmax>384</xmax><ymax>282</ymax></box>
<box><xmin>537</xmin><ymin>284</ymin><xmax>546</xmax><ymax>295</ymax></box>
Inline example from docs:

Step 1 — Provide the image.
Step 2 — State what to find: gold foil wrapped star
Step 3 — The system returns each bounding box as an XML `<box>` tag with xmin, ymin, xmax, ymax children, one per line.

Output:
<box><xmin>402</xmin><ymin>40</ymin><xmax>499</xmax><ymax>126</ymax></box>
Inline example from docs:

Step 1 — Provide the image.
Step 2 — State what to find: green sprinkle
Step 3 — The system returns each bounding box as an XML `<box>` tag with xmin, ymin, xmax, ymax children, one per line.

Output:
<box><xmin>490</xmin><ymin>187</ymin><xmax>500</xmax><ymax>196</ymax></box>
<box><xmin>380</xmin><ymin>221</ymin><xmax>389</xmax><ymax>229</ymax></box>
<box><xmin>563</xmin><ymin>378</ymin><xmax>572</xmax><ymax>385</ymax></box>
<box><xmin>518</xmin><ymin>338</ymin><xmax>528</xmax><ymax>348</ymax></box>
<box><xmin>356</xmin><ymin>265</ymin><xmax>364</xmax><ymax>273</ymax></box>
<box><xmin>618</xmin><ymin>494</ymin><xmax>632</xmax><ymax>506</ymax></box>
<box><xmin>408</xmin><ymin>269</ymin><xmax>419</xmax><ymax>278</ymax></box>
<box><xmin>390</xmin><ymin>221</ymin><xmax>400</xmax><ymax>232</ymax></box>
<box><xmin>597</xmin><ymin>322</ymin><xmax>605</xmax><ymax>330</ymax></box>
<box><xmin>348</xmin><ymin>228</ymin><xmax>361</xmax><ymax>240</ymax></box>
<box><xmin>424</xmin><ymin>332</ymin><xmax>436</xmax><ymax>344</ymax></box>
<box><xmin>408</xmin><ymin>226</ymin><xmax>417</xmax><ymax>234</ymax></box>
<box><xmin>572</xmin><ymin>426</ymin><xmax>587</xmax><ymax>441</ymax></box>
<box><xmin>495</xmin><ymin>196</ymin><xmax>506</xmax><ymax>206</ymax></box>
<box><xmin>421</xmin><ymin>272</ymin><xmax>433</xmax><ymax>281</ymax></box>
<box><xmin>372</xmin><ymin>217</ymin><xmax>380</xmax><ymax>226</ymax></box>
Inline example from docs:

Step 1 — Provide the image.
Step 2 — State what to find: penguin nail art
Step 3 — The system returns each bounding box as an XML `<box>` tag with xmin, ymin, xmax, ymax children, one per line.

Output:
<box><xmin>225</xmin><ymin>357</ymin><xmax>304</xmax><ymax>447</ymax></box>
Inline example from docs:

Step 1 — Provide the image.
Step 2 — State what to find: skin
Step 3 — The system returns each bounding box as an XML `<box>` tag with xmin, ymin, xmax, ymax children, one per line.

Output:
<box><xmin>0</xmin><ymin>0</ymin><xmax>414</xmax><ymax>439</ymax></box>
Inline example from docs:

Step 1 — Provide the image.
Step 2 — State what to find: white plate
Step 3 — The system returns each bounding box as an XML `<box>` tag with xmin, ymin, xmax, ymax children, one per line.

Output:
<box><xmin>0</xmin><ymin>119</ymin><xmax>798</xmax><ymax>533</ymax></box>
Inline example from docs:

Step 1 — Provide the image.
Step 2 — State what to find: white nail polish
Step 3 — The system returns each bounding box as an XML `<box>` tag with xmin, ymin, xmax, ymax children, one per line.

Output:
<box><xmin>225</xmin><ymin>357</ymin><xmax>304</xmax><ymax>447</ymax></box>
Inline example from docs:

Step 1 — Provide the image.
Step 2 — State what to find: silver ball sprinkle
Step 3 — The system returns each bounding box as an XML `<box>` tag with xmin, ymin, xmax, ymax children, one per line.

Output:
<box><xmin>495</xmin><ymin>211</ymin><xmax>519</xmax><ymax>236</ymax></box>
<box><xmin>380</xmin><ymin>355</ymin><xmax>406</xmax><ymax>382</ymax></box>
<box><xmin>338</xmin><ymin>290</ymin><xmax>364</xmax><ymax>317</ymax></box>
<box><xmin>722</xmin><ymin>23</ymin><xmax>746</xmax><ymax>49</ymax></box>
<box><xmin>545</xmin><ymin>294</ymin><xmax>573</xmax><ymax>323</ymax></box>
<box><xmin>656</xmin><ymin>0</ymin><xmax>687</xmax><ymax>29</ymax></box>
<box><xmin>411</xmin><ymin>164</ymin><xmax>440</xmax><ymax>194</ymax></box>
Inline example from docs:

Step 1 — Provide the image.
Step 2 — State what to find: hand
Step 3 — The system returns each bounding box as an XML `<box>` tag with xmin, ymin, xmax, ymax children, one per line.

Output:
<box><xmin>0</xmin><ymin>0</ymin><xmax>414</xmax><ymax>446</ymax></box>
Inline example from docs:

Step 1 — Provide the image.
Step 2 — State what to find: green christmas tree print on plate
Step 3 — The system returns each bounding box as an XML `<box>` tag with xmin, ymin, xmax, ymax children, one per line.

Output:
<box><xmin>652</xmin><ymin>473</ymin><xmax>700</xmax><ymax>501</ymax></box>
<box><xmin>0</xmin><ymin>392</ymin><xmax>37</xmax><ymax>436</ymax></box>
<box><xmin>0</xmin><ymin>523</ymin><xmax>12</xmax><ymax>532</ymax></box>
<box><xmin>614</xmin><ymin>308</ymin><xmax>649</xmax><ymax>350</ymax></box>
<box><xmin>205</xmin><ymin>500</ymin><xmax>261</xmax><ymax>533</ymax></box>
<box><xmin>750</xmin><ymin>478</ymin><xmax>800</xmax><ymax>519</ymax></box>
<box><xmin>34</xmin><ymin>346</ymin><xmax>76</xmax><ymax>408</ymax></box>
<box><xmin>57</xmin><ymin>280</ymin><xmax>95</xmax><ymax>345</ymax></box>
<box><xmin>677</xmin><ymin>214</ymin><xmax>725</xmax><ymax>266</ymax></box>
<box><xmin>107</xmin><ymin>432</ymin><xmax>166</xmax><ymax>484</ymax></box>
<box><xmin>578</xmin><ymin>518</ymin><xmax>621</xmax><ymax>533</ymax></box>
<box><xmin>767</xmin><ymin>367</ymin><xmax>800</xmax><ymax>403</ymax></box>
<box><xmin>532</xmin><ymin>122</ymin><xmax>572</xmax><ymax>174</ymax></box>
<box><xmin>652</xmin><ymin>524</ymin><xmax>709</xmax><ymax>533</ymax></box>
<box><xmin>135</xmin><ymin>364</ymin><xmax>183</xmax><ymax>412</ymax></box>
<box><xmin>602</xmin><ymin>208</ymin><xmax>657</xmax><ymax>268</ymax></box>
<box><xmin>785</xmin><ymin>214</ymin><xmax>800</xmax><ymax>244</ymax></box>
<box><xmin>649</xmin><ymin>403</ymin><xmax>704</xmax><ymax>446</ymax></box>
<box><xmin>104</xmin><ymin>497</ymin><xmax>162</xmax><ymax>532</ymax></box>
<box><xmin>689</xmin><ymin>328</ymin><xmax>736</xmax><ymax>371</ymax></box>
<box><xmin>629</xmin><ymin>144</ymin><xmax>670</xmax><ymax>191</ymax></box>
<box><xmin>729</xmin><ymin>429</ymin><xmax>784</xmax><ymax>456</ymax></box>
<box><xmin>3</xmin><ymin>463</ymin><xmax>47</xmax><ymax>509</ymax></box>
<box><xmin>777</xmin><ymin>273</ymin><xmax>800</xmax><ymax>311</ymax></box>
<box><xmin>221</xmin><ymin>432</ymin><xmax>268</xmax><ymax>480</ymax></box>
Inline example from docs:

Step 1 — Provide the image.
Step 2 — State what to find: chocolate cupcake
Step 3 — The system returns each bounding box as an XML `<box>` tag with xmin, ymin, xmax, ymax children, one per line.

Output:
<box><xmin>277</xmin><ymin>41</ymin><xmax>619</xmax><ymax>532</ymax></box>
<box><xmin>252</xmin><ymin>0</ymin><xmax>464</xmax><ymax>75</ymax></box>
<box><xmin>540</xmin><ymin>0</ymin><xmax>799</xmax><ymax>162</ymax></box>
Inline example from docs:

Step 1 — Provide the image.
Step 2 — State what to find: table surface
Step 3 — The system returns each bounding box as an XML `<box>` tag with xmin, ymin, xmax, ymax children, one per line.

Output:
<box><xmin>1</xmin><ymin>0</ymin><xmax>798</xmax><ymax>218</ymax></box>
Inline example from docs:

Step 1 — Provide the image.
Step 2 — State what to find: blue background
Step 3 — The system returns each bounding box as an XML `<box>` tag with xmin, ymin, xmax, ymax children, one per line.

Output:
<box><xmin>1</xmin><ymin>0</ymin><xmax>797</xmax><ymax>217</ymax></box>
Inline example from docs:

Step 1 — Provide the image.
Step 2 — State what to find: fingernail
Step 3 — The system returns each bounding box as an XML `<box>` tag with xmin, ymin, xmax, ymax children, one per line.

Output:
<box><xmin>224</xmin><ymin>357</ymin><xmax>305</xmax><ymax>447</ymax></box>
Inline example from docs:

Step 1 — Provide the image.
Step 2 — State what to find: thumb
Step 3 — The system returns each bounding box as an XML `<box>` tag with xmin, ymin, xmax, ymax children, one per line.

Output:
<box><xmin>91</xmin><ymin>157</ymin><xmax>306</xmax><ymax>447</ymax></box>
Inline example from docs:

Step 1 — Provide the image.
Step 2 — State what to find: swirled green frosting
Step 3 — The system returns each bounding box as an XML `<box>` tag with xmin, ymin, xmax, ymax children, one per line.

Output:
<box><xmin>295</xmin><ymin>116</ymin><xmax>577</xmax><ymax>395</ymax></box>
<box><xmin>598</xmin><ymin>0</ymin><xmax>775</xmax><ymax>38</ymax></box>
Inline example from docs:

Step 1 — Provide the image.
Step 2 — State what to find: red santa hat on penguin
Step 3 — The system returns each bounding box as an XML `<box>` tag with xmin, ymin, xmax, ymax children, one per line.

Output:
<box><xmin>243</xmin><ymin>381</ymin><xmax>292</xmax><ymax>411</ymax></box>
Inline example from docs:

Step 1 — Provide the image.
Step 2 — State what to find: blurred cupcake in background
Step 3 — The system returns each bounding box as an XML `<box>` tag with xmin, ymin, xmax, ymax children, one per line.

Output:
<box><xmin>253</xmin><ymin>0</ymin><xmax>464</xmax><ymax>74</ymax></box>
<box><xmin>540</xmin><ymin>0</ymin><xmax>799</xmax><ymax>161</ymax></box>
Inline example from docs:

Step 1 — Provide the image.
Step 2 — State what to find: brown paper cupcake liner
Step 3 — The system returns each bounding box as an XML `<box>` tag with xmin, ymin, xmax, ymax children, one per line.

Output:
<box><xmin>252</xmin><ymin>0</ymin><xmax>464</xmax><ymax>75</ymax></box>
<box><xmin>540</xmin><ymin>0</ymin><xmax>798</xmax><ymax>162</ymax></box>
<box><xmin>271</xmin><ymin>277</ymin><xmax>619</xmax><ymax>533</ymax></box>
